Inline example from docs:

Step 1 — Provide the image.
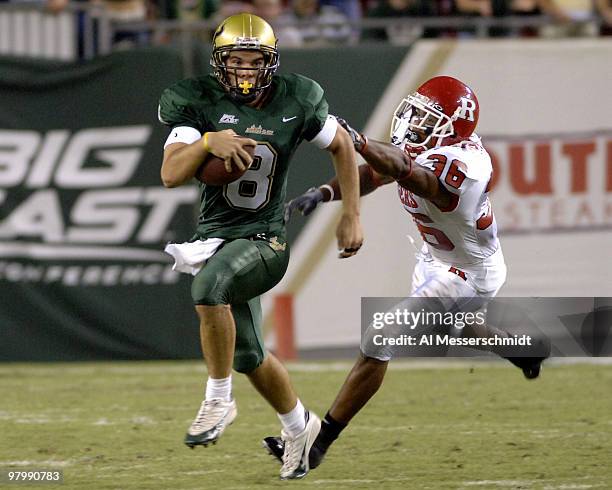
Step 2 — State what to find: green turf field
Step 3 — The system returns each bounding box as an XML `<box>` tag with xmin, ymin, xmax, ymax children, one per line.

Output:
<box><xmin>1</xmin><ymin>361</ymin><xmax>610</xmax><ymax>489</ymax></box>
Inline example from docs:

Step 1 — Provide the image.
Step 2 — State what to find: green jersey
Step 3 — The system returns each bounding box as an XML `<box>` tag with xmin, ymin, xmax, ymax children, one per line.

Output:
<box><xmin>158</xmin><ymin>73</ymin><xmax>330</xmax><ymax>239</ymax></box>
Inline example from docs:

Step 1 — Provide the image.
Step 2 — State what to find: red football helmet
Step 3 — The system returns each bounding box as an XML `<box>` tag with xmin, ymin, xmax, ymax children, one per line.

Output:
<box><xmin>390</xmin><ymin>76</ymin><xmax>479</xmax><ymax>154</ymax></box>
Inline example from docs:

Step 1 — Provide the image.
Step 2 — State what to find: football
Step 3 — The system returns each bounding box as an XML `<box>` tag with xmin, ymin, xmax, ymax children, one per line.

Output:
<box><xmin>195</xmin><ymin>140</ymin><xmax>256</xmax><ymax>186</ymax></box>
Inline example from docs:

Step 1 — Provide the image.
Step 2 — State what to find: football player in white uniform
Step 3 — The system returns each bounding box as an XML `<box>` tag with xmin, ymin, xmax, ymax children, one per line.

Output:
<box><xmin>263</xmin><ymin>76</ymin><xmax>550</xmax><ymax>470</ymax></box>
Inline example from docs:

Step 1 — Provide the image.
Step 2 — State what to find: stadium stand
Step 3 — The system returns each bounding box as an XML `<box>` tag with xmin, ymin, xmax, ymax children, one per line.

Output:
<box><xmin>0</xmin><ymin>0</ymin><xmax>607</xmax><ymax>61</ymax></box>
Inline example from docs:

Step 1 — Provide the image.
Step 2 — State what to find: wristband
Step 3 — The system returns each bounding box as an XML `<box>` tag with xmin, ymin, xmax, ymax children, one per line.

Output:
<box><xmin>319</xmin><ymin>184</ymin><xmax>334</xmax><ymax>202</ymax></box>
<box><xmin>202</xmin><ymin>132</ymin><xmax>210</xmax><ymax>153</ymax></box>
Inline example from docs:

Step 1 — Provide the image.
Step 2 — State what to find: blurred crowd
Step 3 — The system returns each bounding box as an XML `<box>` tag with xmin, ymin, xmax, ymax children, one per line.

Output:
<box><xmin>3</xmin><ymin>0</ymin><xmax>612</xmax><ymax>46</ymax></box>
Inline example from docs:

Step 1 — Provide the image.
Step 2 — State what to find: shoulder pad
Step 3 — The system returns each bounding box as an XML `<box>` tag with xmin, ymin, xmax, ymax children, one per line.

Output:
<box><xmin>280</xmin><ymin>73</ymin><xmax>324</xmax><ymax>108</ymax></box>
<box><xmin>158</xmin><ymin>76</ymin><xmax>218</xmax><ymax>128</ymax></box>
<box><xmin>418</xmin><ymin>136</ymin><xmax>491</xmax><ymax>182</ymax></box>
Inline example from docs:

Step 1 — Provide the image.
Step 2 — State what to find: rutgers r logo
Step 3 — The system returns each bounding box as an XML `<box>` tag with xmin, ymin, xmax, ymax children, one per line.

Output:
<box><xmin>457</xmin><ymin>97</ymin><xmax>476</xmax><ymax>122</ymax></box>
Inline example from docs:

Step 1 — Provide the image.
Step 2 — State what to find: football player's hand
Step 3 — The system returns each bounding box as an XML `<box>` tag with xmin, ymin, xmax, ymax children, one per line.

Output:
<box><xmin>336</xmin><ymin>213</ymin><xmax>363</xmax><ymax>259</ymax></box>
<box><xmin>335</xmin><ymin>117</ymin><xmax>366</xmax><ymax>152</ymax></box>
<box><xmin>283</xmin><ymin>187</ymin><xmax>325</xmax><ymax>223</ymax></box>
<box><xmin>204</xmin><ymin>130</ymin><xmax>257</xmax><ymax>172</ymax></box>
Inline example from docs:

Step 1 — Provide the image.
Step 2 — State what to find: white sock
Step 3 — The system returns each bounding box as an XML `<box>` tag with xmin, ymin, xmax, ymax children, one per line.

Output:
<box><xmin>277</xmin><ymin>399</ymin><xmax>306</xmax><ymax>437</ymax></box>
<box><xmin>205</xmin><ymin>375</ymin><xmax>232</xmax><ymax>402</ymax></box>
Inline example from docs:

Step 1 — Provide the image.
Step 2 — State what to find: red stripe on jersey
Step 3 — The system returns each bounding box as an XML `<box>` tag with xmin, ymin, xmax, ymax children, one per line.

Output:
<box><xmin>449</xmin><ymin>267</ymin><xmax>467</xmax><ymax>281</ymax></box>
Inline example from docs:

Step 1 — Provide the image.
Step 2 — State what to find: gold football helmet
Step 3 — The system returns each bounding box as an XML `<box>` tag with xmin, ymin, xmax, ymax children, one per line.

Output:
<box><xmin>211</xmin><ymin>13</ymin><xmax>279</xmax><ymax>102</ymax></box>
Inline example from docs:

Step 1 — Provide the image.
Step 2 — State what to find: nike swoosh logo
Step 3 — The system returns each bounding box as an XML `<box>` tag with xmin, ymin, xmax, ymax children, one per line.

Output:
<box><xmin>282</xmin><ymin>116</ymin><xmax>297</xmax><ymax>122</ymax></box>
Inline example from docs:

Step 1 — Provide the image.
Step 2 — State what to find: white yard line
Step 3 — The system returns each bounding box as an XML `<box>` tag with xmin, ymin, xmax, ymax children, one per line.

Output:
<box><xmin>308</xmin><ymin>478</ymin><xmax>414</xmax><ymax>485</ymax></box>
<box><xmin>461</xmin><ymin>477</ymin><xmax>606</xmax><ymax>490</ymax></box>
<box><xmin>0</xmin><ymin>459</ymin><xmax>75</xmax><ymax>467</ymax></box>
<box><xmin>463</xmin><ymin>481</ymin><xmax>535</xmax><ymax>487</ymax></box>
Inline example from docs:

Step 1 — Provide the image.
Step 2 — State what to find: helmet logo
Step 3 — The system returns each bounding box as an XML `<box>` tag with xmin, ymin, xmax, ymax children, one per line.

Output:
<box><xmin>239</xmin><ymin>80</ymin><xmax>253</xmax><ymax>94</ymax></box>
<box><xmin>457</xmin><ymin>97</ymin><xmax>476</xmax><ymax>122</ymax></box>
<box><xmin>235</xmin><ymin>36</ymin><xmax>261</xmax><ymax>49</ymax></box>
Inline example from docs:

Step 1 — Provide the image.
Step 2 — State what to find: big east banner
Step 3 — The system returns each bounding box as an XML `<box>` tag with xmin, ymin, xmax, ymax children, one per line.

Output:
<box><xmin>0</xmin><ymin>126</ymin><xmax>196</xmax><ymax>276</ymax></box>
<box><xmin>0</xmin><ymin>49</ymin><xmax>202</xmax><ymax>360</ymax></box>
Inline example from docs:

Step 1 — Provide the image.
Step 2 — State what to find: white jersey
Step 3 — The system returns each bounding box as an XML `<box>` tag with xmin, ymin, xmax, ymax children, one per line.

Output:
<box><xmin>361</xmin><ymin>135</ymin><xmax>506</xmax><ymax>362</ymax></box>
<box><xmin>397</xmin><ymin>134</ymin><xmax>500</xmax><ymax>267</ymax></box>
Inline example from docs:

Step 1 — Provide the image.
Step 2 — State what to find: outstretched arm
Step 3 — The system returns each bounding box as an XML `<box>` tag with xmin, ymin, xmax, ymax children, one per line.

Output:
<box><xmin>338</xmin><ymin>118</ymin><xmax>453</xmax><ymax>209</ymax></box>
<box><xmin>283</xmin><ymin>159</ymin><xmax>394</xmax><ymax>222</ymax></box>
<box><xmin>284</xmin><ymin>118</ymin><xmax>455</xmax><ymax>220</ymax></box>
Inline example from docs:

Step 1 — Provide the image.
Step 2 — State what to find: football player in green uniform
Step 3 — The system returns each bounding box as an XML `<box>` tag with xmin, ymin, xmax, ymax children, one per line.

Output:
<box><xmin>158</xmin><ymin>13</ymin><xmax>363</xmax><ymax>480</ymax></box>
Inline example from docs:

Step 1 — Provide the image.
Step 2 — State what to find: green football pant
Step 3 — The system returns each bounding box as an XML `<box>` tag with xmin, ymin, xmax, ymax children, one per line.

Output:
<box><xmin>191</xmin><ymin>236</ymin><xmax>289</xmax><ymax>373</ymax></box>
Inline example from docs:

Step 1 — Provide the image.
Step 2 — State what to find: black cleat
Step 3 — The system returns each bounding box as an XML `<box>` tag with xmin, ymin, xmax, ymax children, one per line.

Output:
<box><xmin>506</xmin><ymin>335</ymin><xmax>551</xmax><ymax>380</ymax></box>
<box><xmin>261</xmin><ymin>434</ymin><xmax>329</xmax><ymax>470</ymax></box>
<box><xmin>507</xmin><ymin>357</ymin><xmax>544</xmax><ymax>379</ymax></box>
<box><xmin>308</xmin><ymin>440</ymin><xmax>328</xmax><ymax>470</ymax></box>
<box><xmin>262</xmin><ymin>436</ymin><xmax>284</xmax><ymax>463</ymax></box>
